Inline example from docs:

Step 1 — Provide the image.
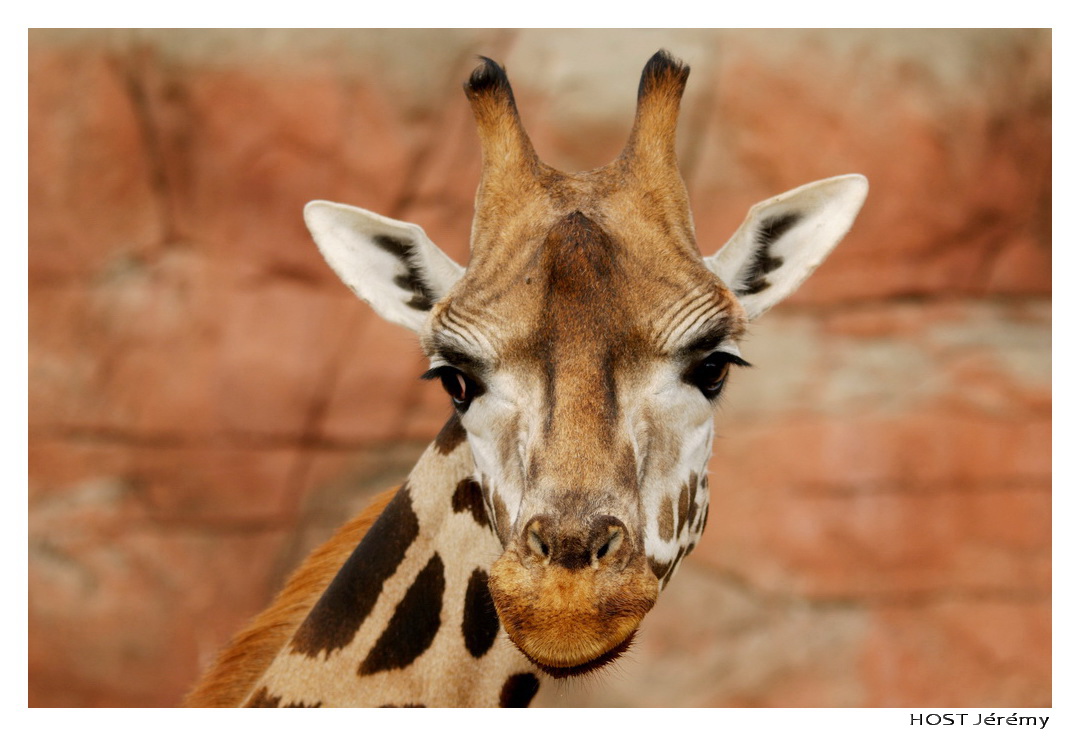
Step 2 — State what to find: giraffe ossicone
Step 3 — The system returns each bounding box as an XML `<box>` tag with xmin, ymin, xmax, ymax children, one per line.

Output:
<box><xmin>186</xmin><ymin>50</ymin><xmax>867</xmax><ymax>707</ymax></box>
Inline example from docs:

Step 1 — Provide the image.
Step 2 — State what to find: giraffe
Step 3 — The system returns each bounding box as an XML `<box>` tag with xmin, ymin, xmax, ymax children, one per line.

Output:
<box><xmin>184</xmin><ymin>50</ymin><xmax>868</xmax><ymax>708</ymax></box>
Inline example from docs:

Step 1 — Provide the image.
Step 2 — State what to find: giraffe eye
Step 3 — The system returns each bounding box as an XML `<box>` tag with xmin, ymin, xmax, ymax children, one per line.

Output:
<box><xmin>423</xmin><ymin>366</ymin><xmax>482</xmax><ymax>411</ymax></box>
<box><xmin>688</xmin><ymin>352</ymin><xmax>749</xmax><ymax>399</ymax></box>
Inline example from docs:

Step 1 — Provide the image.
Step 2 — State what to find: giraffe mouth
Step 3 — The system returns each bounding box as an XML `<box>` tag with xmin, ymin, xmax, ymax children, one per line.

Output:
<box><xmin>487</xmin><ymin>551</ymin><xmax>658</xmax><ymax>677</ymax></box>
<box><xmin>517</xmin><ymin>630</ymin><xmax>637</xmax><ymax>680</ymax></box>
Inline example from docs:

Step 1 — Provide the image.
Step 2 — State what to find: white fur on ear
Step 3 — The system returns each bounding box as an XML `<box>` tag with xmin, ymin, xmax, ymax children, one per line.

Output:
<box><xmin>705</xmin><ymin>175</ymin><xmax>868</xmax><ymax>320</ymax></box>
<box><xmin>304</xmin><ymin>201</ymin><xmax>465</xmax><ymax>332</ymax></box>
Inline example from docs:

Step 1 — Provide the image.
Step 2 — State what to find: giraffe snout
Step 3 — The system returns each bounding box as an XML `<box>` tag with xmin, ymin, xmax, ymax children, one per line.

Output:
<box><xmin>488</xmin><ymin>513</ymin><xmax>658</xmax><ymax>676</ymax></box>
<box><xmin>518</xmin><ymin>513</ymin><xmax>631</xmax><ymax>571</ymax></box>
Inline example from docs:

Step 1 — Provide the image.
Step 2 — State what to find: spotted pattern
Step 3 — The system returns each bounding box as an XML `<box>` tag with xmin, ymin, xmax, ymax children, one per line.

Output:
<box><xmin>462</xmin><ymin>568</ymin><xmax>501</xmax><ymax>658</ymax></box>
<box><xmin>358</xmin><ymin>554</ymin><xmax>446</xmax><ymax>675</ymax></box>
<box><xmin>690</xmin><ymin>476</ymin><xmax>709</xmax><ymax>535</ymax></box>
<box><xmin>695</xmin><ymin>473</ymin><xmax>712</xmax><ymax>531</ymax></box>
<box><xmin>452</xmin><ymin>478</ymin><xmax>490</xmax><ymax>529</ymax></box>
<box><xmin>245</xmin><ymin>687</ymin><xmax>322</xmax><ymax>708</ymax></box>
<box><xmin>291</xmin><ymin>487</ymin><xmax>419</xmax><ymax>658</ymax></box>
<box><xmin>648</xmin><ymin>472</ymin><xmax>710</xmax><ymax>590</ymax></box>
<box><xmin>245</xmin><ymin>687</ymin><xmax>280</xmax><ymax>708</ymax></box>
<box><xmin>434</xmin><ymin>413</ymin><xmax>466</xmax><ymax>455</ymax></box>
<box><xmin>499</xmin><ymin>673</ymin><xmax>541</xmax><ymax>707</ymax></box>
<box><xmin>676</xmin><ymin>477</ymin><xmax>691</xmax><ymax>537</ymax></box>
<box><xmin>649</xmin><ymin>556</ymin><xmax>673</xmax><ymax>583</ymax></box>
<box><xmin>684</xmin><ymin>472</ymin><xmax>699</xmax><ymax>535</ymax></box>
<box><xmin>663</xmin><ymin>548</ymin><xmax>687</xmax><ymax>588</ymax></box>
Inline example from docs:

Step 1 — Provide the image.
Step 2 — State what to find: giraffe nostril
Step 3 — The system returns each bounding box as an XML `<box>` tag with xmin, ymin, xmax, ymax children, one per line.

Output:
<box><xmin>595</xmin><ymin>526</ymin><xmax>623</xmax><ymax>561</ymax></box>
<box><xmin>520</xmin><ymin>514</ymin><xmax>630</xmax><ymax>568</ymax></box>
<box><xmin>527</xmin><ymin>523</ymin><xmax>551</xmax><ymax>559</ymax></box>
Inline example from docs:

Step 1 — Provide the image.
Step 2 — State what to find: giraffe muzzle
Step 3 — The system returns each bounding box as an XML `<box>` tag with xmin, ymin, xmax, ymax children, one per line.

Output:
<box><xmin>487</xmin><ymin>514</ymin><xmax>659</xmax><ymax>675</ymax></box>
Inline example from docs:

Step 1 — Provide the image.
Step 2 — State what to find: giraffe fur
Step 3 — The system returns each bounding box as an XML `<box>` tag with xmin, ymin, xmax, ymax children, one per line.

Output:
<box><xmin>184</xmin><ymin>487</ymin><xmax>398</xmax><ymax>707</ymax></box>
<box><xmin>229</xmin><ymin>419</ymin><xmax>538</xmax><ymax>707</ymax></box>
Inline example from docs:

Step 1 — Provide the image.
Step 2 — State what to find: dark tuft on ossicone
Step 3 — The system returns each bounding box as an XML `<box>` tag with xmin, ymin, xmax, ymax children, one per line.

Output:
<box><xmin>637</xmin><ymin>49</ymin><xmax>690</xmax><ymax>100</ymax></box>
<box><xmin>465</xmin><ymin>56</ymin><xmax>516</xmax><ymax>103</ymax></box>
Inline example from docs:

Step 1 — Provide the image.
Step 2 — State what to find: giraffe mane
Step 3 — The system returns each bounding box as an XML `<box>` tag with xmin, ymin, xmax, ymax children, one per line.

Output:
<box><xmin>182</xmin><ymin>488</ymin><xmax>398</xmax><ymax>707</ymax></box>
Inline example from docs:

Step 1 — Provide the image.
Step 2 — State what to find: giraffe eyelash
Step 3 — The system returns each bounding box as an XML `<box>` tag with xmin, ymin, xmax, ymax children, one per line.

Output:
<box><xmin>422</xmin><ymin>365</ymin><xmax>485</xmax><ymax>411</ymax></box>
<box><xmin>685</xmin><ymin>352</ymin><xmax>751</xmax><ymax>400</ymax></box>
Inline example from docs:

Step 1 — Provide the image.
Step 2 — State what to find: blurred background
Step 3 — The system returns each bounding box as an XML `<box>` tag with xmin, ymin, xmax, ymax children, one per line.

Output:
<box><xmin>28</xmin><ymin>29</ymin><xmax>1051</xmax><ymax>707</ymax></box>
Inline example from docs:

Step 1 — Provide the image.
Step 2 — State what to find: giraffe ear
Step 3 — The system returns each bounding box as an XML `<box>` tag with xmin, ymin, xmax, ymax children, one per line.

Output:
<box><xmin>305</xmin><ymin>200</ymin><xmax>466</xmax><ymax>332</ymax></box>
<box><xmin>704</xmin><ymin>175</ymin><xmax>868</xmax><ymax>320</ymax></box>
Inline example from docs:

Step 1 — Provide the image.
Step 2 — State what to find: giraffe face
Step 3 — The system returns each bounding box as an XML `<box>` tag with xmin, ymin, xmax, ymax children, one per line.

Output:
<box><xmin>419</xmin><ymin>202</ymin><xmax>746</xmax><ymax>674</ymax></box>
<box><xmin>304</xmin><ymin>51</ymin><xmax>867</xmax><ymax>678</ymax></box>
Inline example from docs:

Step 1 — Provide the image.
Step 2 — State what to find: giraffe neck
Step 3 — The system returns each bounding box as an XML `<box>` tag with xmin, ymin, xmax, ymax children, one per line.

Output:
<box><xmin>243</xmin><ymin>416</ymin><xmax>541</xmax><ymax>707</ymax></box>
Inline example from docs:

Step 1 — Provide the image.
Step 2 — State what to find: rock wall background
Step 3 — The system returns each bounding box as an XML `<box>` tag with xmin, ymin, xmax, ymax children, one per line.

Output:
<box><xmin>28</xmin><ymin>29</ymin><xmax>1051</xmax><ymax>707</ymax></box>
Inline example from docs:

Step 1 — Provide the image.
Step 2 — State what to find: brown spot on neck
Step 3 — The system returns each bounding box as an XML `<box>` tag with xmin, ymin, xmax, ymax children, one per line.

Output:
<box><xmin>434</xmin><ymin>412</ymin><xmax>466</xmax><ymax>455</ymax></box>
<box><xmin>499</xmin><ymin>673</ymin><xmax>540</xmax><ymax>707</ymax></box>
<box><xmin>290</xmin><ymin>487</ymin><xmax>419</xmax><ymax>658</ymax></box>
<box><xmin>452</xmin><ymin>478</ymin><xmax>491</xmax><ymax>530</ymax></box>
<box><xmin>245</xmin><ymin>687</ymin><xmax>281</xmax><ymax>708</ymax></box>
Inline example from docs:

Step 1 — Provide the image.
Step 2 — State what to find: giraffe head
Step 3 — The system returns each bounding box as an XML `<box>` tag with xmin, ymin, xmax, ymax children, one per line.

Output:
<box><xmin>305</xmin><ymin>51</ymin><xmax>867</xmax><ymax>677</ymax></box>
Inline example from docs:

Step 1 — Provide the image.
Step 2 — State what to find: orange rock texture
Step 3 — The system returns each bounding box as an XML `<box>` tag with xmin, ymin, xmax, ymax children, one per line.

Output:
<box><xmin>28</xmin><ymin>29</ymin><xmax>1050</xmax><ymax>707</ymax></box>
